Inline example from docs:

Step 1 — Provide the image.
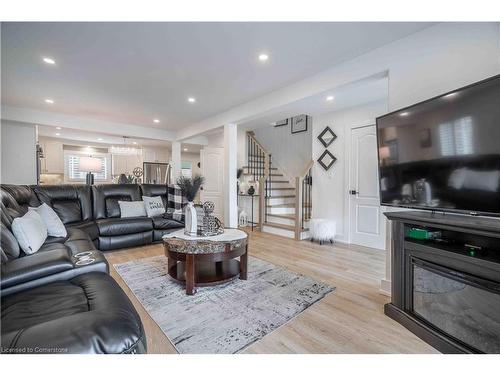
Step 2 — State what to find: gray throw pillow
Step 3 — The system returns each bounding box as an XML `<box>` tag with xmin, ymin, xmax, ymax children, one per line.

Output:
<box><xmin>142</xmin><ymin>196</ymin><xmax>166</xmax><ymax>218</ymax></box>
<box><xmin>119</xmin><ymin>201</ymin><xmax>147</xmax><ymax>218</ymax></box>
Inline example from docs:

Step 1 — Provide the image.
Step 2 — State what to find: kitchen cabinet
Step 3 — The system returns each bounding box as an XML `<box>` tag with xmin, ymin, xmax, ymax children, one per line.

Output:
<box><xmin>112</xmin><ymin>154</ymin><xmax>143</xmax><ymax>176</ymax></box>
<box><xmin>40</xmin><ymin>139</ymin><xmax>64</xmax><ymax>174</ymax></box>
<box><xmin>143</xmin><ymin>147</ymin><xmax>169</xmax><ymax>163</ymax></box>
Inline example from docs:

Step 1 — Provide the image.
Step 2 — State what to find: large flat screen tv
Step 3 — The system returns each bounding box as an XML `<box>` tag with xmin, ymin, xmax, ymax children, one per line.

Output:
<box><xmin>376</xmin><ymin>74</ymin><xmax>500</xmax><ymax>216</ymax></box>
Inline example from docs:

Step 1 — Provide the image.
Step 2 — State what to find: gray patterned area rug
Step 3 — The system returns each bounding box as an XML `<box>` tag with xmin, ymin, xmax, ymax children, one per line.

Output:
<box><xmin>113</xmin><ymin>255</ymin><xmax>334</xmax><ymax>354</ymax></box>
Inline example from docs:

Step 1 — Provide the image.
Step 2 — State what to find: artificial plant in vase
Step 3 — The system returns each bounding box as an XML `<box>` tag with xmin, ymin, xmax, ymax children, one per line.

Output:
<box><xmin>176</xmin><ymin>175</ymin><xmax>205</xmax><ymax>235</ymax></box>
<box><xmin>237</xmin><ymin>168</ymin><xmax>244</xmax><ymax>196</ymax></box>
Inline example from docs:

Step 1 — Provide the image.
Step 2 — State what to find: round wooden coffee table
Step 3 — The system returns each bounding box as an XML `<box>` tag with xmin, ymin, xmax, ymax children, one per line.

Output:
<box><xmin>163</xmin><ymin>229</ymin><xmax>248</xmax><ymax>295</ymax></box>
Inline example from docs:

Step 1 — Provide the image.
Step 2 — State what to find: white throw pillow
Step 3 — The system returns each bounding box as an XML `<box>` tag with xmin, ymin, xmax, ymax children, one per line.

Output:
<box><xmin>119</xmin><ymin>200</ymin><xmax>147</xmax><ymax>218</ymax></box>
<box><xmin>142</xmin><ymin>196</ymin><xmax>166</xmax><ymax>217</ymax></box>
<box><xmin>29</xmin><ymin>203</ymin><xmax>67</xmax><ymax>237</ymax></box>
<box><xmin>11</xmin><ymin>210</ymin><xmax>48</xmax><ymax>255</ymax></box>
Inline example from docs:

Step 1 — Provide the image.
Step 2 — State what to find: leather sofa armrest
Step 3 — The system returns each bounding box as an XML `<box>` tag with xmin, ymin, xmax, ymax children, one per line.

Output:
<box><xmin>1</xmin><ymin>248</ymin><xmax>74</xmax><ymax>289</ymax></box>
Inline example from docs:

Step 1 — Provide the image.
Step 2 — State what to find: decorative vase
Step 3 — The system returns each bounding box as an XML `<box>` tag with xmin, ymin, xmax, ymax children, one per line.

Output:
<box><xmin>184</xmin><ymin>201</ymin><xmax>198</xmax><ymax>236</ymax></box>
<box><xmin>239</xmin><ymin>181</ymin><xmax>247</xmax><ymax>195</ymax></box>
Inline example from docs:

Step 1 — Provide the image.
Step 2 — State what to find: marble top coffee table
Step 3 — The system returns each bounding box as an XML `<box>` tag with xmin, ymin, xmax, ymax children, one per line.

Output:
<box><xmin>162</xmin><ymin>229</ymin><xmax>248</xmax><ymax>295</ymax></box>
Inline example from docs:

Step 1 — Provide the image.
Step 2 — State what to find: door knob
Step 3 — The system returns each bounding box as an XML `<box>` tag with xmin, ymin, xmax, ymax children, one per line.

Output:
<box><xmin>349</xmin><ymin>190</ymin><xmax>358</xmax><ymax>195</ymax></box>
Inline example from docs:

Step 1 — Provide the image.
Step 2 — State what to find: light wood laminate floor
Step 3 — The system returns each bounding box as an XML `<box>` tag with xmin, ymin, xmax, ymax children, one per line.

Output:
<box><xmin>105</xmin><ymin>230</ymin><xmax>438</xmax><ymax>354</ymax></box>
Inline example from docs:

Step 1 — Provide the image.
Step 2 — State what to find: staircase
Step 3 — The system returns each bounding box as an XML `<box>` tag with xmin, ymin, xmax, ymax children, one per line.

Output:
<box><xmin>242</xmin><ymin>132</ymin><xmax>312</xmax><ymax>240</ymax></box>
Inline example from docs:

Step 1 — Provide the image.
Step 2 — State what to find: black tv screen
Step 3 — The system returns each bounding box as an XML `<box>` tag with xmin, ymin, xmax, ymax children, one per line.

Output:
<box><xmin>376</xmin><ymin>74</ymin><xmax>500</xmax><ymax>216</ymax></box>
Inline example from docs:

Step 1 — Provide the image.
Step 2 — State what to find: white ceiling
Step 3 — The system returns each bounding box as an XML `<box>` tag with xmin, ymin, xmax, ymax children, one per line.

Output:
<box><xmin>1</xmin><ymin>22</ymin><xmax>433</xmax><ymax>131</ymax></box>
<box><xmin>240</xmin><ymin>73</ymin><xmax>388</xmax><ymax>130</ymax></box>
<box><xmin>37</xmin><ymin>125</ymin><xmax>203</xmax><ymax>152</ymax></box>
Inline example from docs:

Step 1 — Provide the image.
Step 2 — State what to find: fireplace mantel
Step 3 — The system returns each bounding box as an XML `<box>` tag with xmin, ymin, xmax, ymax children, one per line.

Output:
<box><xmin>384</xmin><ymin>210</ymin><xmax>500</xmax><ymax>354</ymax></box>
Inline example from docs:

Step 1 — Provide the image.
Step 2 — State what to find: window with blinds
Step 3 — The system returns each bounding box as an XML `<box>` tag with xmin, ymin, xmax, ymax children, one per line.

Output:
<box><xmin>67</xmin><ymin>154</ymin><xmax>108</xmax><ymax>181</ymax></box>
<box><xmin>439</xmin><ymin>116</ymin><xmax>474</xmax><ymax>157</ymax></box>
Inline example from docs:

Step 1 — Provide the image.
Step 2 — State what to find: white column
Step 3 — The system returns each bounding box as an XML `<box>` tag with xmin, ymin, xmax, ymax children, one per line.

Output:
<box><xmin>223</xmin><ymin>123</ymin><xmax>238</xmax><ymax>228</ymax></box>
<box><xmin>171</xmin><ymin>141</ymin><xmax>182</xmax><ymax>183</ymax></box>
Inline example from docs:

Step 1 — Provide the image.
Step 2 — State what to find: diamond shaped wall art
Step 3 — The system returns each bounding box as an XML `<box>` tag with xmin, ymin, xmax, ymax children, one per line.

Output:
<box><xmin>317</xmin><ymin>150</ymin><xmax>337</xmax><ymax>171</ymax></box>
<box><xmin>317</xmin><ymin>126</ymin><xmax>337</xmax><ymax>147</ymax></box>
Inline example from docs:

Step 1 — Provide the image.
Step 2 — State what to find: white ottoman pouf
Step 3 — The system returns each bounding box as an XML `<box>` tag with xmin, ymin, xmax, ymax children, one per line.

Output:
<box><xmin>309</xmin><ymin>219</ymin><xmax>336</xmax><ymax>244</ymax></box>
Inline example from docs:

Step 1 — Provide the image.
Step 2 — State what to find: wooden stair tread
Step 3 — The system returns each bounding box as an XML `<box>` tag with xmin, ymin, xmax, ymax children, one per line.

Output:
<box><xmin>244</xmin><ymin>173</ymin><xmax>283</xmax><ymax>177</ymax></box>
<box><xmin>267</xmin><ymin>213</ymin><xmax>296</xmax><ymax>220</ymax></box>
<box><xmin>266</xmin><ymin>203</ymin><xmax>295</xmax><ymax>208</ymax></box>
<box><xmin>263</xmin><ymin>222</ymin><xmax>308</xmax><ymax>232</ymax></box>
<box><xmin>243</xmin><ymin>166</ymin><xmax>278</xmax><ymax>170</ymax></box>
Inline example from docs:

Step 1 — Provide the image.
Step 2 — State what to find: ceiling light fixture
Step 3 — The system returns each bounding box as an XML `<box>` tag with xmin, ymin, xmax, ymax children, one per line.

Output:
<box><xmin>42</xmin><ymin>57</ymin><xmax>56</xmax><ymax>65</ymax></box>
<box><xmin>188</xmin><ymin>97</ymin><xmax>196</xmax><ymax>103</ymax></box>
<box><xmin>258</xmin><ymin>53</ymin><xmax>269</xmax><ymax>62</ymax></box>
<box><xmin>133</xmin><ymin>142</ymin><xmax>138</xmax><ymax>145</ymax></box>
<box><xmin>326</xmin><ymin>96</ymin><xmax>334</xmax><ymax>102</ymax></box>
<box><xmin>183</xmin><ymin>148</ymin><xmax>188</xmax><ymax>152</ymax></box>
<box><xmin>56</xmin><ymin>127</ymin><xmax>62</xmax><ymax>130</ymax></box>
<box><xmin>55</xmin><ymin>133</ymin><xmax>61</xmax><ymax>136</ymax></box>
<box><xmin>45</xmin><ymin>99</ymin><xmax>54</xmax><ymax>104</ymax></box>
<box><xmin>153</xmin><ymin>119</ymin><xmax>160</xmax><ymax>123</ymax></box>
<box><xmin>399</xmin><ymin>112</ymin><xmax>410</xmax><ymax>117</ymax></box>
<box><xmin>97</xmin><ymin>138</ymin><xmax>103</xmax><ymax>141</ymax></box>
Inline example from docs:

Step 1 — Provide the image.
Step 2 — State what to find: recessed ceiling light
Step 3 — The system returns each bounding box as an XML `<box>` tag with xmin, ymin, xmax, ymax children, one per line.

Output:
<box><xmin>97</xmin><ymin>138</ymin><xmax>103</xmax><ymax>141</ymax></box>
<box><xmin>399</xmin><ymin>112</ymin><xmax>410</xmax><ymax>117</ymax></box>
<box><xmin>153</xmin><ymin>119</ymin><xmax>160</xmax><ymax>123</ymax></box>
<box><xmin>188</xmin><ymin>97</ymin><xmax>196</xmax><ymax>103</ymax></box>
<box><xmin>55</xmin><ymin>133</ymin><xmax>61</xmax><ymax>136</ymax></box>
<box><xmin>258</xmin><ymin>53</ymin><xmax>269</xmax><ymax>62</ymax></box>
<box><xmin>133</xmin><ymin>141</ymin><xmax>138</xmax><ymax>145</ymax></box>
<box><xmin>183</xmin><ymin>148</ymin><xmax>188</xmax><ymax>152</ymax></box>
<box><xmin>326</xmin><ymin>96</ymin><xmax>334</xmax><ymax>102</ymax></box>
<box><xmin>444</xmin><ymin>92</ymin><xmax>458</xmax><ymax>99</ymax></box>
<box><xmin>56</xmin><ymin>127</ymin><xmax>62</xmax><ymax>130</ymax></box>
<box><xmin>45</xmin><ymin>99</ymin><xmax>54</xmax><ymax>104</ymax></box>
<box><xmin>42</xmin><ymin>57</ymin><xmax>55</xmax><ymax>65</ymax></box>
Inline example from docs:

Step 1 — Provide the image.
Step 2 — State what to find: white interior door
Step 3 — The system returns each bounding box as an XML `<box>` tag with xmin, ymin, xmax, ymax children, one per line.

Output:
<box><xmin>200</xmin><ymin>147</ymin><xmax>224</xmax><ymax>220</ymax></box>
<box><xmin>349</xmin><ymin>125</ymin><xmax>386</xmax><ymax>250</ymax></box>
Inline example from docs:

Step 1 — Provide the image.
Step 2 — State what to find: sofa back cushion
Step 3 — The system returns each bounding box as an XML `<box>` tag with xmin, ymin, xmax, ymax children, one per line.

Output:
<box><xmin>92</xmin><ymin>184</ymin><xmax>142</xmax><ymax>219</ymax></box>
<box><xmin>1</xmin><ymin>185</ymin><xmax>40</xmax><ymax>227</ymax></box>
<box><xmin>32</xmin><ymin>185</ymin><xmax>93</xmax><ymax>224</ymax></box>
<box><xmin>1</xmin><ymin>223</ymin><xmax>20</xmax><ymax>263</ymax></box>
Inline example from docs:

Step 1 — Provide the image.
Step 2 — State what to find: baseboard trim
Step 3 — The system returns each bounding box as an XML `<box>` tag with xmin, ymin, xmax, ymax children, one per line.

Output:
<box><xmin>379</xmin><ymin>279</ymin><xmax>391</xmax><ymax>296</ymax></box>
<box><xmin>384</xmin><ymin>303</ymin><xmax>477</xmax><ymax>354</ymax></box>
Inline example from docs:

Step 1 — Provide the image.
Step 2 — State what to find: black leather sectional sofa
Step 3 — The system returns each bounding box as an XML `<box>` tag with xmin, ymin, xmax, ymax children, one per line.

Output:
<box><xmin>1</xmin><ymin>183</ymin><xmax>184</xmax><ymax>354</ymax></box>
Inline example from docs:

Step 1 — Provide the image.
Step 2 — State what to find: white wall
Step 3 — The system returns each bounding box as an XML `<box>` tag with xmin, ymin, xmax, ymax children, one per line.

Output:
<box><xmin>204</xmin><ymin>131</ymin><xmax>225</xmax><ymax>148</ymax></box>
<box><xmin>1</xmin><ymin>120</ymin><xmax>37</xmax><ymax>185</ymax></box>
<box><xmin>312</xmin><ymin>100</ymin><xmax>388</xmax><ymax>243</ymax></box>
<box><xmin>253</xmin><ymin>118</ymin><xmax>312</xmax><ymax>178</ymax></box>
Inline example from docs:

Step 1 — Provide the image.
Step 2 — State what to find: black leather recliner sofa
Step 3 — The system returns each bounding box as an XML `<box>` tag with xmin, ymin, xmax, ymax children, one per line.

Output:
<box><xmin>32</xmin><ymin>184</ymin><xmax>100</xmax><ymax>246</ymax></box>
<box><xmin>0</xmin><ymin>183</ymin><xmax>175</xmax><ymax>353</ymax></box>
<box><xmin>1</xmin><ymin>183</ymin><xmax>184</xmax><ymax>252</ymax></box>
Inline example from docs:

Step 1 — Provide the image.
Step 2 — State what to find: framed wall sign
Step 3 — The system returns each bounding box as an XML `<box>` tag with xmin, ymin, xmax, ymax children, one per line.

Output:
<box><xmin>291</xmin><ymin>114</ymin><xmax>309</xmax><ymax>134</ymax></box>
<box><xmin>274</xmin><ymin>118</ymin><xmax>288</xmax><ymax>127</ymax></box>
